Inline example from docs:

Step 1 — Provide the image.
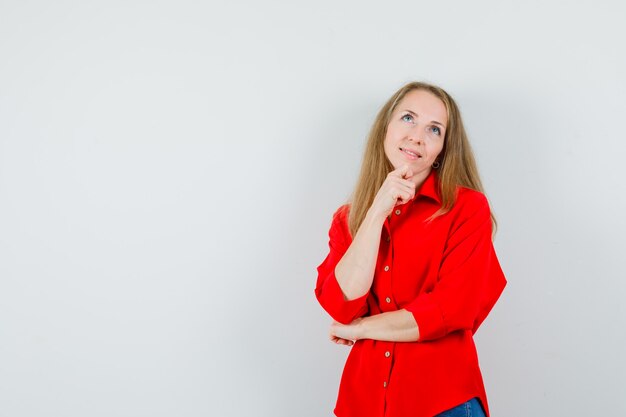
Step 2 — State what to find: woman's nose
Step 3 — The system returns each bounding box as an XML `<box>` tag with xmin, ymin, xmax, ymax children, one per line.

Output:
<box><xmin>407</xmin><ymin>125</ymin><xmax>424</xmax><ymax>144</ymax></box>
<box><xmin>408</xmin><ymin>134</ymin><xmax>423</xmax><ymax>145</ymax></box>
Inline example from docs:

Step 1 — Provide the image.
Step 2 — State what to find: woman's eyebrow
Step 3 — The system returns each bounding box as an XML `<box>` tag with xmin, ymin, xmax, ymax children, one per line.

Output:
<box><xmin>402</xmin><ymin>109</ymin><xmax>446</xmax><ymax>128</ymax></box>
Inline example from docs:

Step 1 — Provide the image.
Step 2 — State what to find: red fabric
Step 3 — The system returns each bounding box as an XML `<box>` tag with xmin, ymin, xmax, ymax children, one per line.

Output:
<box><xmin>315</xmin><ymin>169</ymin><xmax>507</xmax><ymax>417</ymax></box>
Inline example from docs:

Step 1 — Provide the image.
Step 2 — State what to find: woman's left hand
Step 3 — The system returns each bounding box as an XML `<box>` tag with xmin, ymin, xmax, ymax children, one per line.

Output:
<box><xmin>329</xmin><ymin>318</ymin><xmax>365</xmax><ymax>346</ymax></box>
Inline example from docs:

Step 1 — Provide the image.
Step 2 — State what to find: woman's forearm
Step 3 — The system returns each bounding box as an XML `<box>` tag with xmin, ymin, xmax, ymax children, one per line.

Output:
<box><xmin>360</xmin><ymin>309</ymin><xmax>420</xmax><ymax>342</ymax></box>
<box><xmin>334</xmin><ymin>210</ymin><xmax>386</xmax><ymax>300</ymax></box>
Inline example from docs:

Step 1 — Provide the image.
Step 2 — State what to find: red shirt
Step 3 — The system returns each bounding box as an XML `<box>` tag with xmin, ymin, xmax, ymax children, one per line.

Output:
<box><xmin>315</xmin><ymin>168</ymin><xmax>507</xmax><ymax>417</ymax></box>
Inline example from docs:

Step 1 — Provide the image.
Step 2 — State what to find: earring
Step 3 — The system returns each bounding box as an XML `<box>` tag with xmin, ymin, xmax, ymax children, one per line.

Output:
<box><xmin>432</xmin><ymin>160</ymin><xmax>440</xmax><ymax>169</ymax></box>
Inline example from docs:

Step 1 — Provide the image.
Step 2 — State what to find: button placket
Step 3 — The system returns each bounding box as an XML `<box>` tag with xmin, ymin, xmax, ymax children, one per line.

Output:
<box><xmin>382</xmin><ymin>346</ymin><xmax>394</xmax><ymax>391</ymax></box>
<box><xmin>381</xmin><ymin>215</ymin><xmax>394</xmax><ymax>312</ymax></box>
<box><xmin>382</xmin><ymin>263</ymin><xmax>393</xmax><ymax>308</ymax></box>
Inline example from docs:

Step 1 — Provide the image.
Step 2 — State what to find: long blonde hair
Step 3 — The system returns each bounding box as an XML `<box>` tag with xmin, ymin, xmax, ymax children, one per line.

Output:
<box><xmin>346</xmin><ymin>81</ymin><xmax>497</xmax><ymax>238</ymax></box>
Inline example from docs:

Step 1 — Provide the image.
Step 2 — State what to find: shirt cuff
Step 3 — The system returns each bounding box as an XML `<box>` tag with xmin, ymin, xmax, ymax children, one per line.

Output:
<box><xmin>404</xmin><ymin>292</ymin><xmax>447</xmax><ymax>341</ymax></box>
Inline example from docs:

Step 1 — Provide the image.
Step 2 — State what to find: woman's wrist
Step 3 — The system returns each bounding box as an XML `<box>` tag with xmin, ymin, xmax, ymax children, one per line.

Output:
<box><xmin>355</xmin><ymin>317</ymin><xmax>368</xmax><ymax>340</ymax></box>
<box><xmin>364</xmin><ymin>208</ymin><xmax>388</xmax><ymax>228</ymax></box>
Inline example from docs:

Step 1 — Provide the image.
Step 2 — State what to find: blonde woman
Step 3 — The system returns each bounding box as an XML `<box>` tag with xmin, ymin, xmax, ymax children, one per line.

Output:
<box><xmin>315</xmin><ymin>81</ymin><xmax>507</xmax><ymax>417</ymax></box>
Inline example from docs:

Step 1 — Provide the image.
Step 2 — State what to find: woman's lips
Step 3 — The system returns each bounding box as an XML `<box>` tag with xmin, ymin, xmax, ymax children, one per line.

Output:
<box><xmin>400</xmin><ymin>147</ymin><xmax>421</xmax><ymax>159</ymax></box>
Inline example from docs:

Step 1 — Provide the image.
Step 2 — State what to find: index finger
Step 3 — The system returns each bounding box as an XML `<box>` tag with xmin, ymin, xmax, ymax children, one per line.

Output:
<box><xmin>391</xmin><ymin>164</ymin><xmax>413</xmax><ymax>180</ymax></box>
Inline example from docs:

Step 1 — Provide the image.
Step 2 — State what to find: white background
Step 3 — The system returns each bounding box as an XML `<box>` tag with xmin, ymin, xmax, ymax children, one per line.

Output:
<box><xmin>1</xmin><ymin>1</ymin><xmax>625</xmax><ymax>416</ymax></box>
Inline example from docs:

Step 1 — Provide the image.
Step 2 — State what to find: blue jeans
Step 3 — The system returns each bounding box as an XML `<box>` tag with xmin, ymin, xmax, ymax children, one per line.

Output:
<box><xmin>434</xmin><ymin>397</ymin><xmax>486</xmax><ymax>417</ymax></box>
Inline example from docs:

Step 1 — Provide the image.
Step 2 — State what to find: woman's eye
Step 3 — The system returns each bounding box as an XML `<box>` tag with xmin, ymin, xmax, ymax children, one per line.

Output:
<box><xmin>431</xmin><ymin>126</ymin><xmax>441</xmax><ymax>136</ymax></box>
<box><xmin>401</xmin><ymin>114</ymin><xmax>413</xmax><ymax>123</ymax></box>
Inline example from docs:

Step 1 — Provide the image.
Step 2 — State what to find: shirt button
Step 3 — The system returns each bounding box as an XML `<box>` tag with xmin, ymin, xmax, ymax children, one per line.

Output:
<box><xmin>385</xmin><ymin>351</ymin><xmax>391</xmax><ymax>358</ymax></box>
<box><xmin>385</xmin><ymin>297</ymin><xmax>391</xmax><ymax>303</ymax></box>
<box><xmin>395</xmin><ymin>209</ymin><xmax>401</xmax><ymax>215</ymax></box>
<box><xmin>383</xmin><ymin>381</ymin><xmax>387</xmax><ymax>388</ymax></box>
<box><xmin>384</xmin><ymin>265</ymin><xmax>390</xmax><ymax>272</ymax></box>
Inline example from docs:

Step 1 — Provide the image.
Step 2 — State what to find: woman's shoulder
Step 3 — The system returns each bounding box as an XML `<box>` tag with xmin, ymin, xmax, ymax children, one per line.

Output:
<box><xmin>453</xmin><ymin>186</ymin><xmax>490</xmax><ymax>216</ymax></box>
<box><xmin>330</xmin><ymin>203</ymin><xmax>351</xmax><ymax>230</ymax></box>
<box><xmin>326</xmin><ymin>203</ymin><xmax>352</xmax><ymax>243</ymax></box>
<box><xmin>333</xmin><ymin>203</ymin><xmax>351</xmax><ymax>219</ymax></box>
<box><xmin>456</xmin><ymin>186</ymin><xmax>487</xmax><ymax>204</ymax></box>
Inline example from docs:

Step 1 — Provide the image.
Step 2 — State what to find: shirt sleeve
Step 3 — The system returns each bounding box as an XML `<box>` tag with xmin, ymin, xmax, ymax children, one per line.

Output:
<box><xmin>404</xmin><ymin>193</ymin><xmax>507</xmax><ymax>342</ymax></box>
<box><xmin>314</xmin><ymin>205</ymin><xmax>369</xmax><ymax>324</ymax></box>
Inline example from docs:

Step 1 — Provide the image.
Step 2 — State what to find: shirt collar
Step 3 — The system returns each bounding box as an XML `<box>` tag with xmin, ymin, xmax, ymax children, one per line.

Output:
<box><xmin>411</xmin><ymin>168</ymin><xmax>441</xmax><ymax>205</ymax></box>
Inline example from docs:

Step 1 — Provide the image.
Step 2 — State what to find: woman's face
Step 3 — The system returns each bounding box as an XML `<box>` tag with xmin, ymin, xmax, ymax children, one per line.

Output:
<box><xmin>383</xmin><ymin>89</ymin><xmax>448</xmax><ymax>184</ymax></box>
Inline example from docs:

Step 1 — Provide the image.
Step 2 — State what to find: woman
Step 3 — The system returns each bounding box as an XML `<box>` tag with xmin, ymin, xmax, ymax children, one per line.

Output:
<box><xmin>315</xmin><ymin>81</ymin><xmax>507</xmax><ymax>417</ymax></box>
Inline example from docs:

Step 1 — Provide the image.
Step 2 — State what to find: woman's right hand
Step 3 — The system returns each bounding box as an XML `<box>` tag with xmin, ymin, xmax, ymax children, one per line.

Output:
<box><xmin>368</xmin><ymin>164</ymin><xmax>418</xmax><ymax>220</ymax></box>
